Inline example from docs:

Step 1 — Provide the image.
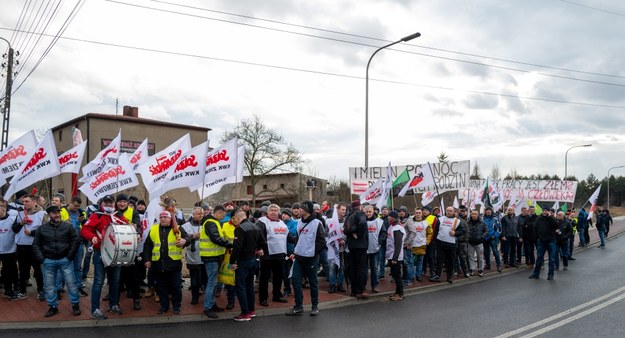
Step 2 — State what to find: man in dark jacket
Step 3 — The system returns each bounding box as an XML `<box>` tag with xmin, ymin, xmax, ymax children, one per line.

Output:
<box><xmin>555</xmin><ymin>211</ymin><xmax>573</xmax><ymax>270</ymax></box>
<box><xmin>519</xmin><ymin>206</ymin><xmax>536</xmax><ymax>267</ymax></box>
<box><xmin>596</xmin><ymin>208</ymin><xmax>609</xmax><ymax>248</ymax></box>
<box><xmin>143</xmin><ymin>211</ymin><xmax>189</xmax><ymax>315</ymax></box>
<box><xmin>285</xmin><ymin>201</ymin><xmax>326</xmax><ymax>317</ymax></box>
<box><xmin>32</xmin><ymin>205</ymin><xmax>81</xmax><ymax>317</ymax></box>
<box><xmin>230</xmin><ymin>209</ymin><xmax>265</xmax><ymax>321</ymax></box>
<box><xmin>343</xmin><ymin>200</ymin><xmax>369</xmax><ymax>299</ymax></box>
<box><xmin>529</xmin><ymin>206</ymin><xmax>559</xmax><ymax>280</ymax></box>
<box><xmin>500</xmin><ymin>207</ymin><xmax>521</xmax><ymax>268</ymax></box>
<box><xmin>466</xmin><ymin>209</ymin><xmax>488</xmax><ymax>276</ymax></box>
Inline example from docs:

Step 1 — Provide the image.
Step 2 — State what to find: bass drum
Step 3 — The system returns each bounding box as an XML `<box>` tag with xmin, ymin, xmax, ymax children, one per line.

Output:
<box><xmin>101</xmin><ymin>224</ymin><xmax>137</xmax><ymax>267</ymax></box>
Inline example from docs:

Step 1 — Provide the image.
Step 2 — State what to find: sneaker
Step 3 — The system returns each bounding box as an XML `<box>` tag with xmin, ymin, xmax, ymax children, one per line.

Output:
<box><xmin>79</xmin><ymin>288</ymin><xmax>88</xmax><ymax>297</ymax></box>
<box><xmin>529</xmin><ymin>275</ymin><xmax>539</xmax><ymax>279</ymax></box>
<box><xmin>356</xmin><ymin>292</ymin><xmax>370</xmax><ymax>299</ymax></box>
<box><xmin>428</xmin><ymin>275</ymin><xmax>441</xmax><ymax>282</ymax></box>
<box><xmin>285</xmin><ymin>306</ymin><xmax>303</xmax><ymax>316</ymax></box>
<box><xmin>497</xmin><ymin>267</ymin><xmax>502</xmax><ymax>273</ymax></box>
<box><xmin>390</xmin><ymin>294</ymin><xmax>404</xmax><ymax>301</ymax></box>
<box><xmin>234</xmin><ymin>313</ymin><xmax>252</xmax><ymax>321</ymax></box>
<box><xmin>371</xmin><ymin>287</ymin><xmax>380</xmax><ymax>293</ymax></box>
<box><xmin>157</xmin><ymin>308</ymin><xmax>169</xmax><ymax>315</ymax></box>
<box><xmin>72</xmin><ymin>304</ymin><xmax>81</xmax><ymax>316</ymax></box>
<box><xmin>4</xmin><ymin>290</ymin><xmax>15</xmax><ymax>299</ymax></box>
<box><xmin>90</xmin><ymin>309</ymin><xmax>108</xmax><ymax>320</ymax></box>
<box><xmin>563</xmin><ymin>267</ymin><xmax>568</xmax><ymax>271</ymax></box>
<box><xmin>108</xmin><ymin>305</ymin><xmax>122</xmax><ymax>315</ymax></box>
<box><xmin>212</xmin><ymin>304</ymin><xmax>225</xmax><ymax>312</ymax></box>
<box><xmin>310</xmin><ymin>307</ymin><xmax>319</xmax><ymax>316</ymax></box>
<box><xmin>12</xmin><ymin>292</ymin><xmax>27</xmax><ymax>300</ymax></box>
<box><xmin>477</xmin><ymin>271</ymin><xmax>484</xmax><ymax>277</ymax></box>
<box><xmin>328</xmin><ymin>285</ymin><xmax>336</xmax><ymax>294</ymax></box>
<box><xmin>133</xmin><ymin>299</ymin><xmax>142</xmax><ymax>310</ymax></box>
<box><xmin>44</xmin><ymin>307</ymin><xmax>59</xmax><ymax>317</ymax></box>
<box><xmin>547</xmin><ymin>275</ymin><xmax>554</xmax><ymax>280</ymax></box>
<box><xmin>249</xmin><ymin>311</ymin><xmax>256</xmax><ymax>318</ymax></box>
<box><xmin>173</xmin><ymin>309</ymin><xmax>181</xmax><ymax>315</ymax></box>
<box><xmin>203</xmin><ymin>309</ymin><xmax>218</xmax><ymax>319</ymax></box>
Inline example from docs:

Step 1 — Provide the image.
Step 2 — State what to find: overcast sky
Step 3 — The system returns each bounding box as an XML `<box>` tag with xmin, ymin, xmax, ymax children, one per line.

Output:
<box><xmin>1</xmin><ymin>0</ymin><xmax>624</xmax><ymax>182</ymax></box>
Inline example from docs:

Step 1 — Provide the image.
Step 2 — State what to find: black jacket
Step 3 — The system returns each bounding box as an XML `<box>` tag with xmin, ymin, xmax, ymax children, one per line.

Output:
<box><xmin>533</xmin><ymin>215</ymin><xmax>559</xmax><ymax>242</ymax></box>
<box><xmin>32</xmin><ymin>220</ymin><xmax>78</xmax><ymax>263</ymax></box>
<box><xmin>230</xmin><ymin>219</ymin><xmax>265</xmax><ymax>264</ymax></box>
<box><xmin>467</xmin><ymin>218</ymin><xmax>488</xmax><ymax>245</ymax></box>
<box><xmin>344</xmin><ymin>210</ymin><xmax>368</xmax><ymax>250</ymax></box>
<box><xmin>556</xmin><ymin>219</ymin><xmax>573</xmax><ymax>244</ymax></box>
<box><xmin>521</xmin><ymin>214</ymin><xmax>537</xmax><ymax>240</ymax></box>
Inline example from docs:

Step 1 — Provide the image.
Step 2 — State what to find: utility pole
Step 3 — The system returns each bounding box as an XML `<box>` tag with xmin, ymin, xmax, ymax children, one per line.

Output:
<box><xmin>1</xmin><ymin>37</ymin><xmax>13</xmax><ymax>151</ymax></box>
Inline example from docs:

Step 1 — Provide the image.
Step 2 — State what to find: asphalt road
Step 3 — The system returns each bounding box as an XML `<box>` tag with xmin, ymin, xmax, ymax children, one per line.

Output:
<box><xmin>6</xmin><ymin>233</ymin><xmax>625</xmax><ymax>338</ymax></box>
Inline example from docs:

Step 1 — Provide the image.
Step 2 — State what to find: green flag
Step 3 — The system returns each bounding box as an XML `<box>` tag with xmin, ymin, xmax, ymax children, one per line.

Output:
<box><xmin>392</xmin><ymin>168</ymin><xmax>410</xmax><ymax>188</ymax></box>
<box><xmin>561</xmin><ymin>204</ymin><xmax>567</xmax><ymax>213</ymax></box>
<box><xmin>534</xmin><ymin>201</ymin><xmax>542</xmax><ymax>215</ymax></box>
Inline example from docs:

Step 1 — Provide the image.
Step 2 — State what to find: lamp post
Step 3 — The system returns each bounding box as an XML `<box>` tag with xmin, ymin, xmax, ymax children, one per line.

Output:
<box><xmin>365</xmin><ymin>32</ymin><xmax>421</xmax><ymax>168</ymax></box>
<box><xmin>306</xmin><ymin>179</ymin><xmax>316</xmax><ymax>201</ymax></box>
<box><xmin>564</xmin><ymin>144</ymin><xmax>592</xmax><ymax>179</ymax></box>
<box><xmin>0</xmin><ymin>36</ymin><xmax>14</xmax><ymax>151</ymax></box>
<box><xmin>607</xmin><ymin>166</ymin><xmax>625</xmax><ymax>210</ymax></box>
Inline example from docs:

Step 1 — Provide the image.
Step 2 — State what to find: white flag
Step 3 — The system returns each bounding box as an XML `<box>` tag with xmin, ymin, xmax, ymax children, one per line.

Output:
<box><xmin>325</xmin><ymin>206</ymin><xmax>342</xmax><ymax>268</ymax></box>
<box><xmin>376</xmin><ymin>162</ymin><xmax>393</xmax><ymax>210</ymax></box>
<box><xmin>421</xmin><ymin>190</ymin><xmax>438</xmax><ymax>206</ymax></box>
<box><xmin>195</xmin><ymin>144</ymin><xmax>245</xmax><ymax>200</ymax></box>
<box><xmin>58</xmin><ymin>140</ymin><xmax>88</xmax><ymax>174</ymax></box>
<box><xmin>80</xmin><ymin>130</ymin><xmax>121</xmax><ymax>182</ymax></box>
<box><xmin>359</xmin><ymin>177</ymin><xmax>385</xmax><ymax>206</ymax></box>
<box><xmin>129</xmin><ymin>138</ymin><xmax>149</xmax><ymax>171</ymax></box>
<box><xmin>587</xmin><ymin>185</ymin><xmax>601</xmax><ymax>220</ymax></box>
<box><xmin>453</xmin><ymin>196</ymin><xmax>459</xmax><ymax>209</ymax></box>
<box><xmin>4</xmin><ymin>130</ymin><xmax>60</xmax><ymax>199</ymax></box>
<box><xmin>193</xmin><ymin>138</ymin><xmax>239</xmax><ymax>199</ymax></box>
<box><xmin>0</xmin><ymin>130</ymin><xmax>38</xmax><ymax>183</ymax></box>
<box><xmin>79</xmin><ymin>153</ymin><xmax>138</xmax><ymax>204</ymax></box>
<box><xmin>136</xmin><ymin>134</ymin><xmax>191</xmax><ymax>197</ymax></box>
<box><xmin>398</xmin><ymin>164</ymin><xmax>435</xmax><ymax>197</ymax></box>
<box><xmin>155</xmin><ymin>141</ymin><xmax>208</xmax><ymax>196</ymax></box>
<box><xmin>552</xmin><ymin>201</ymin><xmax>560</xmax><ymax>214</ymax></box>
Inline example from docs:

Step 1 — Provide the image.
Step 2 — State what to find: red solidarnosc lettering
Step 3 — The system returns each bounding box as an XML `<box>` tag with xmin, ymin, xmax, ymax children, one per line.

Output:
<box><xmin>130</xmin><ymin>151</ymin><xmax>142</xmax><ymax>164</ymax></box>
<box><xmin>205</xmin><ymin>149</ymin><xmax>230</xmax><ymax>166</ymax></box>
<box><xmin>0</xmin><ymin>145</ymin><xmax>27</xmax><ymax>165</ymax></box>
<box><xmin>149</xmin><ymin>150</ymin><xmax>182</xmax><ymax>175</ymax></box>
<box><xmin>100</xmin><ymin>147</ymin><xmax>117</xmax><ymax>159</ymax></box>
<box><xmin>274</xmin><ymin>227</ymin><xmax>287</xmax><ymax>234</ymax></box>
<box><xmin>90</xmin><ymin>166</ymin><xmax>126</xmax><ymax>189</ymax></box>
<box><xmin>22</xmin><ymin>148</ymin><xmax>46</xmax><ymax>173</ymax></box>
<box><xmin>175</xmin><ymin>155</ymin><xmax>198</xmax><ymax>171</ymax></box>
<box><xmin>58</xmin><ymin>151</ymin><xmax>79</xmax><ymax>166</ymax></box>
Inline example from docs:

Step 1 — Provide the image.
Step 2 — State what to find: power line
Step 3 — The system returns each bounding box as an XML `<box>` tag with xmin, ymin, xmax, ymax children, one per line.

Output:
<box><xmin>2</xmin><ymin>27</ymin><xmax>623</xmax><ymax>110</ymax></box>
<box><xmin>151</xmin><ymin>0</ymin><xmax>625</xmax><ymax>80</ymax></box>
<box><xmin>559</xmin><ymin>0</ymin><xmax>625</xmax><ymax>17</ymax></box>
<box><xmin>106</xmin><ymin>0</ymin><xmax>625</xmax><ymax>89</ymax></box>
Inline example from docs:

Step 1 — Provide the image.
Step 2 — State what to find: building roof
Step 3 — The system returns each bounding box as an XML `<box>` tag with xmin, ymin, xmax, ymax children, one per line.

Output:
<box><xmin>51</xmin><ymin>113</ymin><xmax>211</xmax><ymax>133</ymax></box>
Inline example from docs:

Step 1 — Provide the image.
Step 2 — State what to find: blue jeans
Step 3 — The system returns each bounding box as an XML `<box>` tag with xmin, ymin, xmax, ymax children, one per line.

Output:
<box><xmin>82</xmin><ymin>242</ymin><xmax>92</xmax><ymax>279</ymax></box>
<box><xmin>203</xmin><ymin>260</ymin><xmax>220</xmax><ymax>310</ymax></box>
<box><xmin>532</xmin><ymin>239</ymin><xmax>557</xmax><ymax>277</ymax></box>
<box><xmin>91</xmin><ymin>249</ymin><xmax>121</xmax><ymax>313</ymax></box>
<box><xmin>55</xmin><ymin>243</ymin><xmax>84</xmax><ymax>291</ymax></box>
<box><xmin>292</xmin><ymin>256</ymin><xmax>319</xmax><ymax>309</ymax></box>
<box><xmin>415</xmin><ymin>254</ymin><xmax>424</xmax><ymax>277</ymax></box>
<box><xmin>483</xmin><ymin>238</ymin><xmax>501</xmax><ymax>269</ymax></box>
<box><xmin>367</xmin><ymin>252</ymin><xmax>379</xmax><ymax>288</ymax></box>
<box><xmin>377</xmin><ymin>247</ymin><xmax>386</xmax><ymax>278</ymax></box>
<box><xmin>598</xmin><ymin>229</ymin><xmax>606</xmax><ymax>247</ymax></box>
<box><xmin>43</xmin><ymin>257</ymin><xmax>80</xmax><ymax>308</ymax></box>
<box><xmin>555</xmin><ymin>242</ymin><xmax>569</xmax><ymax>270</ymax></box>
<box><xmin>328</xmin><ymin>260</ymin><xmax>344</xmax><ymax>287</ymax></box>
<box><xmin>235</xmin><ymin>258</ymin><xmax>257</xmax><ymax>315</ymax></box>
<box><xmin>402</xmin><ymin>248</ymin><xmax>414</xmax><ymax>283</ymax></box>
<box><xmin>578</xmin><ymin>227</ymin><xmax>586</xmax><ymax>246</ymax></box>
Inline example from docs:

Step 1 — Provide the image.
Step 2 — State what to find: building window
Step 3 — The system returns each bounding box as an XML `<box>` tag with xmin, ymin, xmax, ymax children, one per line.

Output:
<box><xmin>247</xmin><ymin>185</ymin><xmax>253</xmax><ymax>195</ymax></box>
<box><xmin>262</xmin><ymin>184</ymin><xmax>268</xmax><ymax>190</ymax></box>
<box><xmin>280</xmin><ymin>183</ymin><xmax>285</xmax><ymax>189</ymax></box>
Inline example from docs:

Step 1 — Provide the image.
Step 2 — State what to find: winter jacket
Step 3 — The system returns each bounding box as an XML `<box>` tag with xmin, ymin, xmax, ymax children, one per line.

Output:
<box><xmin>556</xmin><ymin>219</ymin><xmax>573</xmax><ymax>244</ymax></box>
<box><xmin>501</xmin><ymin>215</ymin><xmax>520</xmax><ymax>238</ymax></box>
<box><xmin>32</xmin><ymin>220</ymin><xmax>79</xmax><ymax>262</ymax></box>
<box><xmin>344</xmin><ymin>210</ymin><xmax>368</xmax><ymax>250</ymax></box>
<box><xmin>483</xmin><ymin>214</ymin><xmax>501</xmax><ymax>241</ymax></box>
<box><xmin>467</xmin><ymin>218</ymin><xmax>488</xmax><ymax>245</ymax></box>
<box><xmin>533</xmin><ymin>215</ymin><xmax>559</xmax><ymax>242</ymax></box>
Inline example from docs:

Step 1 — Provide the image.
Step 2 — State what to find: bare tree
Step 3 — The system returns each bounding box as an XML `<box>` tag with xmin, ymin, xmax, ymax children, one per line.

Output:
<box><xmin>471</xmin><ymin>162</ymin><xmax>482</xmax><ymax>180</ymax></box>
<box><xmin>221</xmin><ymin>115</ymin><xmax>304</xmax><ymax>206</ymax></box>
<box><xmin>490</xmin><ymin>164</ymin><xmax>500</xmax><ymax>180</ymax></box>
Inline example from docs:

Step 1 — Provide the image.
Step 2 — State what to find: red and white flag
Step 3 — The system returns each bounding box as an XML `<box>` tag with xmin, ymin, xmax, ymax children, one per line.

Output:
<box><xmin>0</xmin><ymin>130</ymin><xmax>38</xmax><ymax>184</ymax></box>
<box><xmin>193</xmin><ymin>138</ymin><xmax>239</xmax><ymax>199</ymax></box>
<box><xmin>421</xmin><ymin>190</ymin><xmax>438</xmax><ymax>206</ymax></box>
<box><xmin>398</xmin><ymin>164</ymin><xmax>435</xmax><ymax>197</ymax></box>
<box><xmin>4</xmin><ymin>130</ymin><xmax>60</xmax><ymax>199</ymax></box>
<box><xmin>154</xmin><ymin>141</ymin><xmax>208</xmax><ymax>196</ymax></box>
<box><xmin>79</xmin><ymin>153</ymin><xmax>138</xmax><ymax>204</ymax></box>
<box><xmin>80</xmin><ymin>130</ymin><xmax>121</xmax><ymax>182</ymax></box>
<box><xmin>587</xmin><ymin>185</ymin><xmax>601</xmax><ymax>220</ymax></box>
<box><xmin>58</xmin><ymin>140</ymin><xmax>88</xmax><ymax>174</ymax></box>
<box><xmin>136</xmin><ymin>134</ymin><xmax>191</xmax><ymax>197</ymax></box>
<box><xmin>130</xmin><ymin>138</ymin><xmax>149</xmax><ymax>171</ymax></box>
<box><xmin>359</xmin><ymin>177</ymin><xmax>385</xmax><ymax>206</ymax></box>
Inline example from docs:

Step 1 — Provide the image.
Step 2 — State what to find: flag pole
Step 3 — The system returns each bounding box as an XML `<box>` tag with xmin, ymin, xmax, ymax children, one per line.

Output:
<box><xmin>199</xmin><ymin>138</ymin><xmax>210</xmax><ymax>202</ymax></box>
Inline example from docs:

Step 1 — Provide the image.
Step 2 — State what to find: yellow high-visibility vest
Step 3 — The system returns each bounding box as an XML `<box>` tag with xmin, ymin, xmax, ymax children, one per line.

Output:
<box><xmin>149</xmin><ymin>224</ymin><xmax>182</xmax><ymax>261</ymax></box>
<box><xmin>199</xmin><ymin>218</ymin><xmax>226</xmax><ymax>257</ymax></box>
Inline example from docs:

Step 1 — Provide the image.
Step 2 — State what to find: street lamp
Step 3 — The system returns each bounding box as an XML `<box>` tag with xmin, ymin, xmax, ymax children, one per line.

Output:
<box><xmin>607</xmin><ymin>165</ymin><xmax>625</xmax><ymax>210</ymax></box>
<box><xmin>0</xmin><ymin>36</ymin><xmax>14</xmax><ymax>151</ymax></box>
<box><xmin>306</xmin><ymin>178</ymin><xmax>316</xmax><ymax>201</ymax></box>
<box><xmin>365</xmin><ymin>32</ymin><xmax>421</xmax><ymax>168</ymax></box>
<box><xmin>564</xmin><ymin>144</ymin><xmax>592</xmax><ymax>179</ymax></box>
